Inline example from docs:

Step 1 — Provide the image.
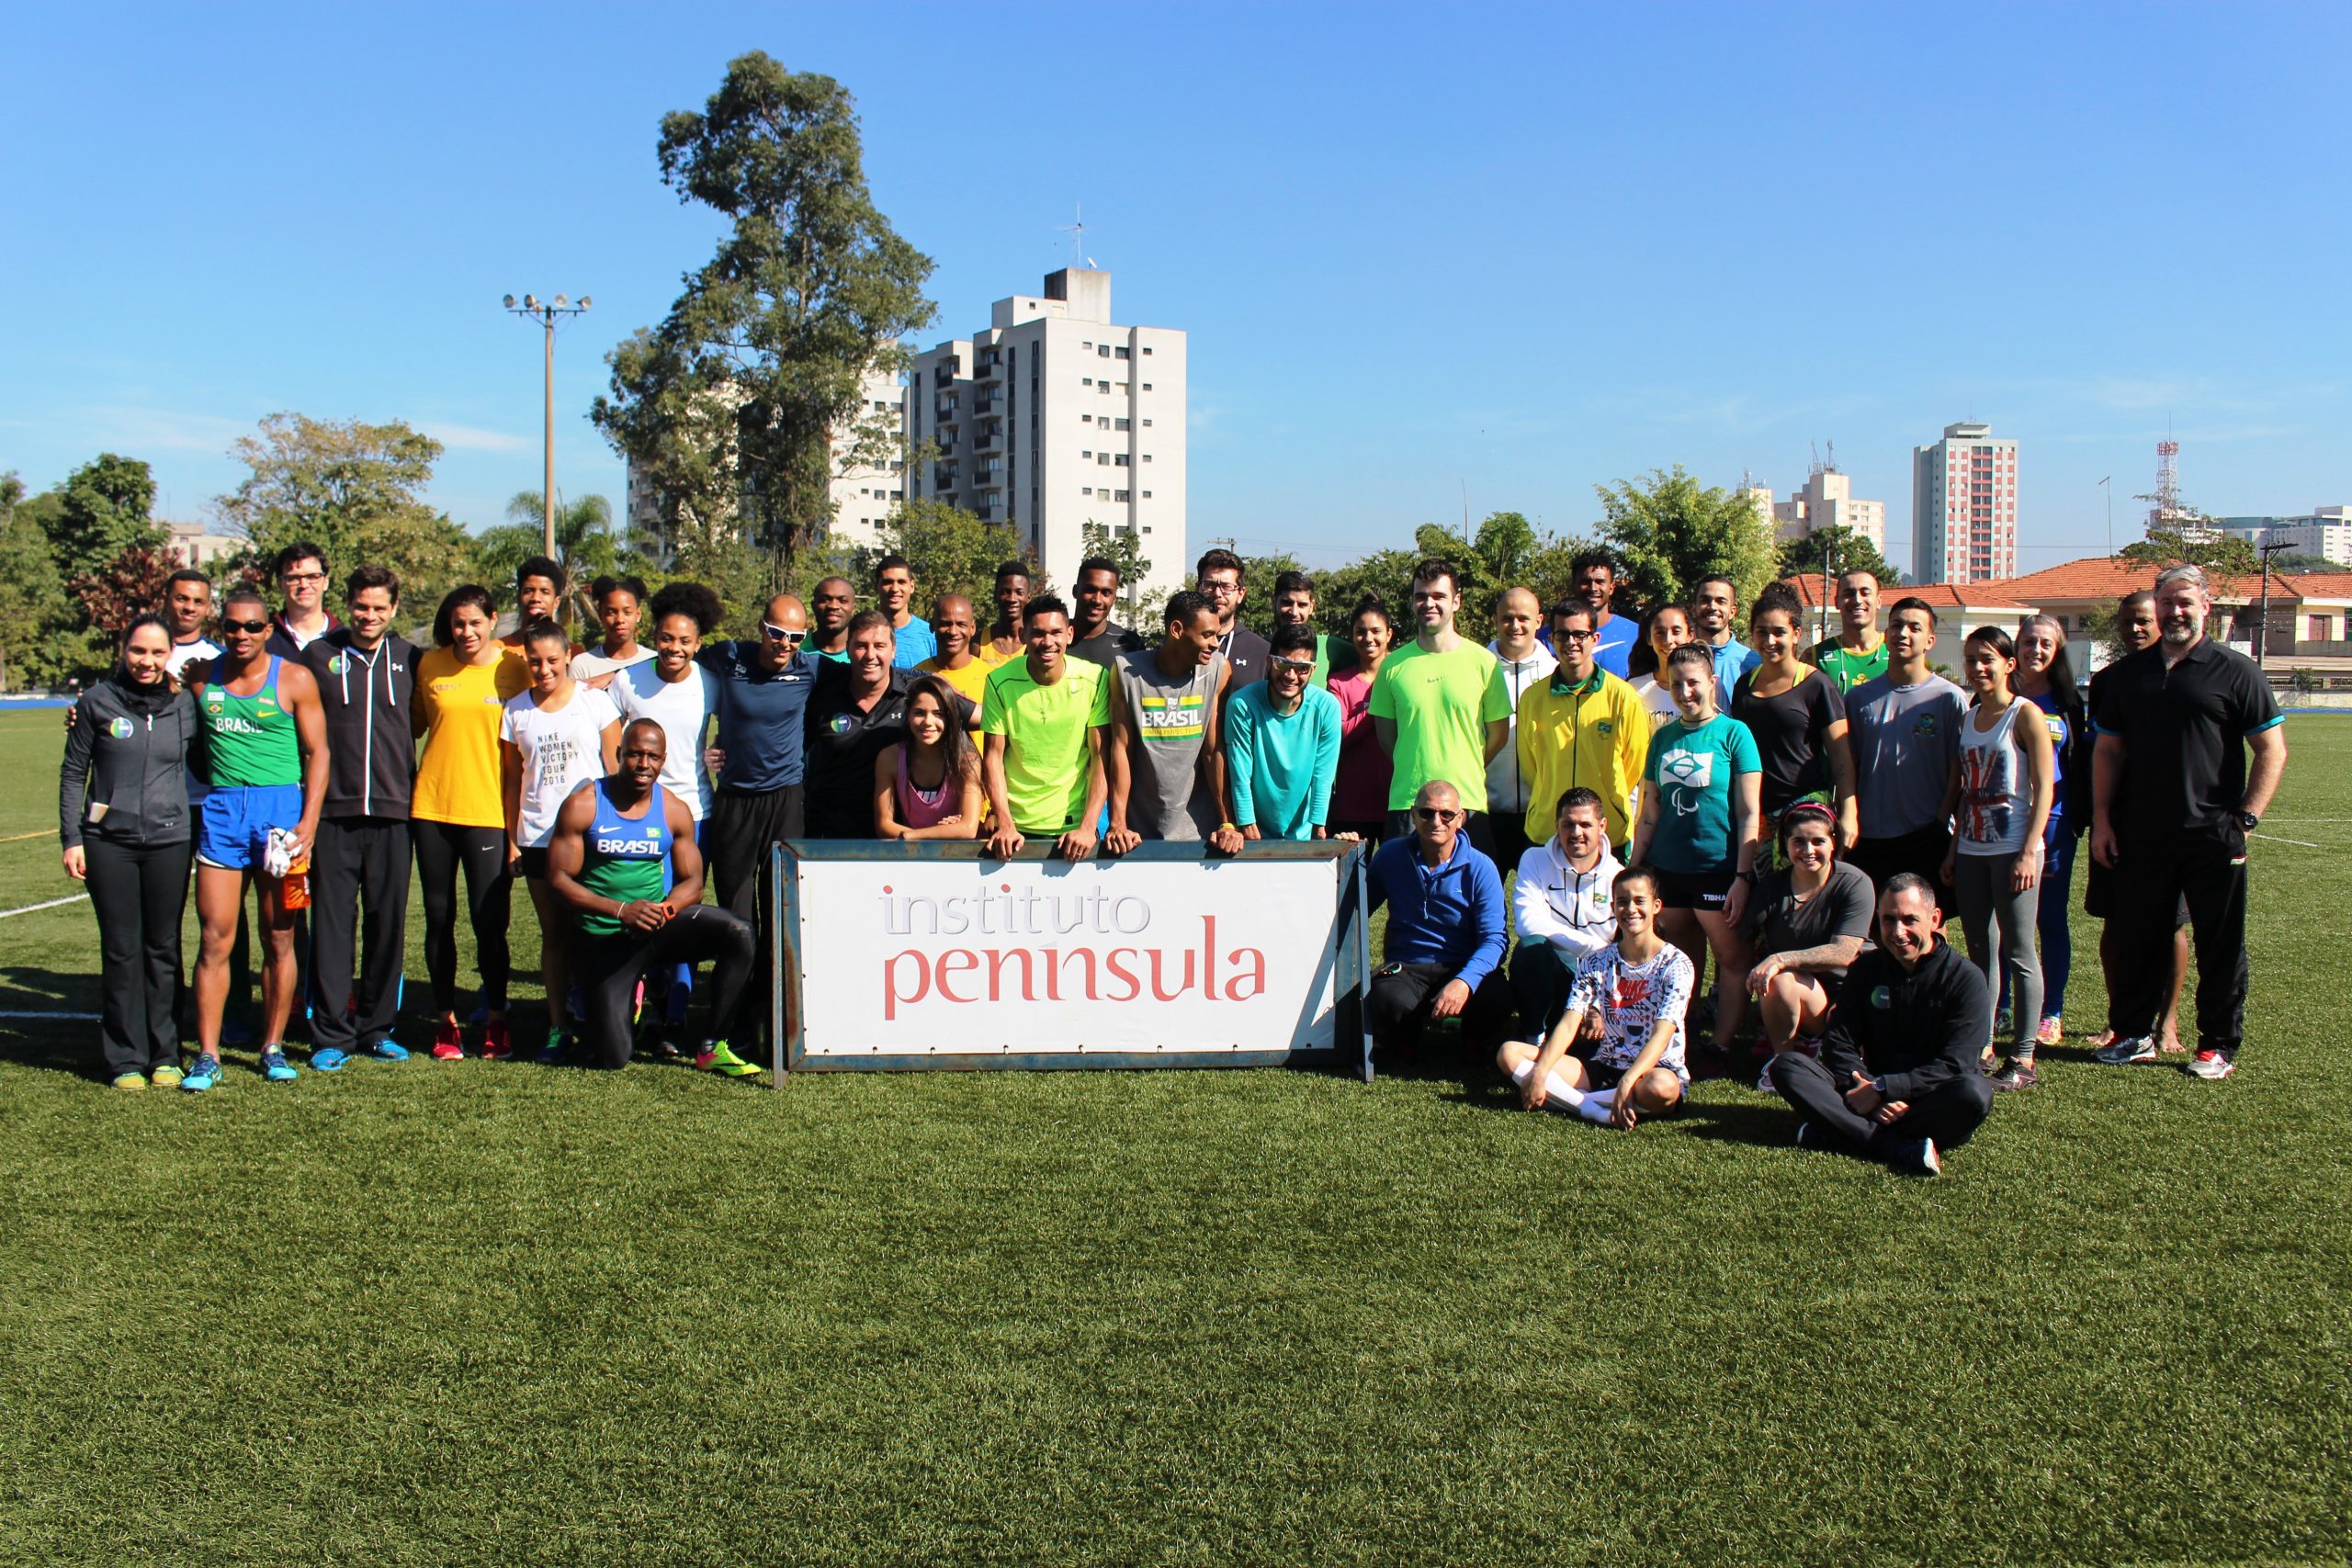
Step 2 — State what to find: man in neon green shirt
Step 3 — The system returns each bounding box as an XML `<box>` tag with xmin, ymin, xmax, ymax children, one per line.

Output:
<box><xmin>982</xmin><ymin>595</ymin><xmax>1112</xmax><ymax>860</ymax></box>
<box><xmin>1807</xmin><ymin>569</ymin><xmax>1890</xmax><ymax>694</ymax></box>
<box><xmin>1367</xmin><ymin>558</ymin><xmax>1512</xmax><ymax>855</ymax></box>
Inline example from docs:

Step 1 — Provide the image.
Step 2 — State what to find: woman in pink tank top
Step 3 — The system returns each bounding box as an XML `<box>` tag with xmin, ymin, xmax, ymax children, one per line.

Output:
<box><xmin>874</xmin><ymin>673</ymin><xmax>982</xmax><ymax>839</ymax></box>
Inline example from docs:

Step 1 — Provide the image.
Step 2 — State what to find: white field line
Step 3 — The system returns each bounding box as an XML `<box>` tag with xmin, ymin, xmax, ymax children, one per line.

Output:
<box><xmin>0</xmin><ymin>894</ymin><xmax>88</xmax><ymax>919</ymax></box>
<box><xmin>2248</xmin><ymin>831</ymin><xmax>2323</xmax><ymax>849</ymax></box>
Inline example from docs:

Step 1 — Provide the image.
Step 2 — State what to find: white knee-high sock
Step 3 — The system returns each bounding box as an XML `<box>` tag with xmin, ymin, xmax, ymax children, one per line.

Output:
<box><xmin>1510</xmin><ymin>1058</ymin><xmax>1588</xmax><ymax>1111</ymax></box>
<box><xmin>1575</xmin><ymin>1089</ymin><xmax>1616</xmax><ymax>1125</ymax></box>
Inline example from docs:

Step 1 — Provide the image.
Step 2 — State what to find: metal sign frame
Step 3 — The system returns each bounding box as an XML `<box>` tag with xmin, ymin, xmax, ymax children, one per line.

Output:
<box><xmin>769</xmin><ymin>840</ymin><xmax>1371</xmax><ymax>1083</ymax></box>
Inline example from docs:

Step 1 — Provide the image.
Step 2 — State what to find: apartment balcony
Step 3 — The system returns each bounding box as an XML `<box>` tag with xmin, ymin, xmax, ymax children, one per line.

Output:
<box><xmin>932</xmin><ymin>361</ymin><xmax>960</xmax><ymax>387</ymax></box>
<box><xmin>975</xmin><ymin>503</ymin><xmax>1003</xmax><ymax>523</ymax></box>
<box><xmin>975</xmin><ymin>353</ymin><xmax>1003</xmax><ymax>381</ymax></box>
<box><xmin>973</xmin><ymin>421</ymin><xmax>1002</xmax><ymax>452</ymax></box>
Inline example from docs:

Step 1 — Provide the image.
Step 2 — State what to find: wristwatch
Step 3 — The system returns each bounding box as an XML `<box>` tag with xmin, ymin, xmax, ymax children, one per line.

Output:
<box><xmin>2236</xmin><ymin>809</ymin><xmax>2260</xmax><ymax>831</ymax></box>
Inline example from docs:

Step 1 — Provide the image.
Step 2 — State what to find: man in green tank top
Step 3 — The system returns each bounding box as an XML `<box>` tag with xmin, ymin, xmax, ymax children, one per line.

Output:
<box><xmin>1807</xmin><ymin>569</ymin><xmax>1891</xmax><ymax>694</ymax></box>
<box><xmin>547</xmin><ymin>719</ymin><xmax>761</xmax><ymax>1074</ymax></box>
<box><xmin>183</xmin><ymin>584</ymin><xmax>327</xmax><ymax>1091</ymax></box>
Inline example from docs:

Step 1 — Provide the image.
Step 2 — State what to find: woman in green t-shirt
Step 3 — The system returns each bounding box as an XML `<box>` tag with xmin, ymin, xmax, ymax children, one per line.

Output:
<box><xmin>1629</xmin><ymin>642</ymin><xmax>1763</xmax><ymax>1059</ymax></box>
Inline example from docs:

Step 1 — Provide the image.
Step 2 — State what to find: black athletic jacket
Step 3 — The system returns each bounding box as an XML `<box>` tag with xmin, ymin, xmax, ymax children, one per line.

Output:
<box><xmin>1821</xmin><ymin>937</ymin><xmax>1990</xmax><ymax>1102</ymax></box>
<box><xmin>302</xmin><ymin>630</ymin><xmax>418</xmax><ymax>818</ymax></box>
<box><xmin>60</xmin><ymin>678</ymin><xmax>198</xmax><ymax>849</ymax></box>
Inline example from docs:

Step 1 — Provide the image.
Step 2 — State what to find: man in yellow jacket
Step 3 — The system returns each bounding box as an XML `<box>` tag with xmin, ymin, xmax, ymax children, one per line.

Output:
<box><xmin>1516</xmin><ymin>601</ymin><xmax>1651</xmax><ymax>853</ymax></box>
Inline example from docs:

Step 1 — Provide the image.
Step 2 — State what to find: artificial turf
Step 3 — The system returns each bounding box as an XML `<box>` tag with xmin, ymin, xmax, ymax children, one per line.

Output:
<box><xmin>3</xmin><ymin>705</ymin><xmax>2347</xmax><ymax>1565</ymax></box>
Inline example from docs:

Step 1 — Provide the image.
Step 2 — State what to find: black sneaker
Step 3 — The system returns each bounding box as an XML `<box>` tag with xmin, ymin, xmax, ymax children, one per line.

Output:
<box><xmin>1886</xmin><ymin>1136</ymin><xmax>1941</xmax><ymax>1178</ymax></box>
<box><xmin>1989</xmin><ymin>1057</ymin><xmax>2040</xmax><ymax>1091</ymax></box>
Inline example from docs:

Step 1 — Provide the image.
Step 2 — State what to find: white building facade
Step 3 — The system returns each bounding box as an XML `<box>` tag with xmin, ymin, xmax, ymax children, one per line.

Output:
<box><xmin>906</xmin><ymin>268</ymin><xmax>1185</xmax><ymax>599</ymax></box>
<box><xmin>1911</xmin><ymin>422</ymin><xmax>2018</xmax><ymax>584</ymax></box>
<box><xmin>1769</xmin><ymin>465</ymin><xmax>1887</xmax><ymax>551</ymax></box>
<box><xmin>2213</xmin><ymin>507</ymin><xmax>2352</xmax><ymax>567</ymax></box>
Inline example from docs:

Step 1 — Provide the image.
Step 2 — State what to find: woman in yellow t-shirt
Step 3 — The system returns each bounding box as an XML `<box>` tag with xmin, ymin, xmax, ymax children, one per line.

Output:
<box><xmin>413</xmin><ymin>585</ymin><xmax>529</xmax><ymax>1061</ymax></box>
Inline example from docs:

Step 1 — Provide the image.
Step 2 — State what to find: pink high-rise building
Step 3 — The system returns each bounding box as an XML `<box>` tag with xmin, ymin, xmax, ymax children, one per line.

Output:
<box><xmin>1911</xmin><ymin>422</ymin><xmax>2018</xmax><ymax>583</ymax></box>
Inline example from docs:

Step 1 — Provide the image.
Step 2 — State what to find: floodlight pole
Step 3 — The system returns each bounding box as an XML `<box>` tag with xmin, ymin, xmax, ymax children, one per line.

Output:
<box><xmin>505</xmin><ymin>294</ymin><xmax>591</xmax><ymax>559</ymax></box>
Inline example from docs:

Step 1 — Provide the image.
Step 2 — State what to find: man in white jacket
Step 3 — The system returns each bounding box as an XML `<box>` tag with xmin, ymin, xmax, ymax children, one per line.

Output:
<box><xmin>1510</xmin><ymin>786</ymin><xmax>1622</xmax><ymax>1041</ymax></box>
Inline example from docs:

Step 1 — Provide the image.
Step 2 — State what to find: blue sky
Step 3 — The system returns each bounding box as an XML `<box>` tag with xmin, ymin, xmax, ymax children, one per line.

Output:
<box><xmin>5</xmin><ymin>2</ymin><xmax>2346</xmax><ymax>576</ymax></box>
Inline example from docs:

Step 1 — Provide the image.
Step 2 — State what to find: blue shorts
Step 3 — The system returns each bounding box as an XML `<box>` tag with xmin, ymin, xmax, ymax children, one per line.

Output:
<box><xmin>196</xmin><ymin>784</ymin><xmax>303</xmax><ymax>871</ymax></box>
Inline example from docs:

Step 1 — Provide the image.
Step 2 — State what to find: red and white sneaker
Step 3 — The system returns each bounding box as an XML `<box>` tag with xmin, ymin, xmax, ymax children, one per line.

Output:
<box><xmin>430</xmin><ymin>1021</ymin><xmax>465</xmax><ymax>1061</ymax></box>
<box><xmin>2187</xmin><ymin>1049</ymin><xmax>2236</xmax><ymax>1080</ymax></box>
<box><xmin>480</xmin><ymin>1019</ymin><xmax>514</xmax><ymax>1061</ymax></box>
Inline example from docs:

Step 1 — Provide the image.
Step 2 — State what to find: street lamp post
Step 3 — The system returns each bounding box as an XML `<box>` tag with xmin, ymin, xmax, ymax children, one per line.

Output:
<box><xmin>503</xmin><ymin>292</ymin><xmax>591</xmax><ymax>559</ymax></box>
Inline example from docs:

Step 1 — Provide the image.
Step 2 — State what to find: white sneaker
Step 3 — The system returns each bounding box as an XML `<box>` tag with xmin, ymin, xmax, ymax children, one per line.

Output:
<box><xmin>1887</xmin><ymin>1136</ymin><xmax>1941</xmax><ymax>1178</ymax></box>
<box><xmin>2187</xmin><ymin>1049</ymin><xmax>2237</xmax><ymax>1080</ymax></box>
<box><xmin>2095</xmin><ymin>1035</ymin><xmax>2158</xmax><ymax>1066</ymax></box>
<box><xmin>1756</xmin><ymin>1055</ymin><xmax>1779</xmax><ymax>1092</ymax></box>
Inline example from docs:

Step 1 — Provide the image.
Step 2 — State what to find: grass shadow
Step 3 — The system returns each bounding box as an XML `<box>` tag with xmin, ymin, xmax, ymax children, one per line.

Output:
<box><xmin>1674</xmin><ymin>1094</ymin><xmax>1800</xmax><ymax>1149</ymax></box>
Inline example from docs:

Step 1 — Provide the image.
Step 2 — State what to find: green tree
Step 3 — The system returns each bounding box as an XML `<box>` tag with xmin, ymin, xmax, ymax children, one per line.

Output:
<box><xmin>1236</xmin><ymin>548</ymin><xmax>1306</xmax><ymax>637</ymax></box>
<box><xmin>593</xmin><ymin>53</ymin><xmax>935</xmax><ymax>592</ymax></box>
<box><xmin>50</xmin><ymin>453</ymin><xmax>163</xmax><ymax>574</ymax></box>
<box><xmin>475</xmin><ymin>492</ymin><xmax>639</xmax><ymax>620</ymax></box>
<box><xmin>1311</xmin><ymin>547</ymin><xmax>1422</xmax><ymax>635</ymax></box>
<box><xmin>214</xmin><ymin>412</ymin><xmax>475</xmax><ymax>611</ymax></box>
<box><xmin>0</xmin><ymin>473</ymin><xmax>85</xmax><ymax>690</ymax></box>
<box><xmin>1774</xmin><ymin>523</ymin><xmax>1902</xmax><ymax>590</ymax></box>
<box><xmin>1401</xmin><ymin>513</ymin><xmax>1595</xmax><ymax>628</ymax></box>
<box><xmin>1593</xmin><ymin>465</ymin><xmax>1776</xmax><ymax>616</ymax></box>
<box><xmin>2119</xmin><ymin>525</ymin><xmax>2257</xmax><ymax>577</ymax></box>
<box><xmin>1080</xmin><ymin>520</ymin><xmax>1151</xmax><ymax>604</ymax></box>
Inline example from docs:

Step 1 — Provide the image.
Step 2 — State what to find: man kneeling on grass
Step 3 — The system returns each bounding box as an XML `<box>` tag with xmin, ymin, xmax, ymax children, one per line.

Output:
<box><xmin>1768</xmin><ymin>872</ymin><xmax>1995</xmax><ymax>1177</ymax></box>
<box><xmin>1496</xmin><ymin>866</ymin><xmax>1692</xmax><ymax>1130</ymax></box>
<box><xmin>545</xmin><ymin>719</ymin><xmax>759</xmax><ymax>1075</ymax></box>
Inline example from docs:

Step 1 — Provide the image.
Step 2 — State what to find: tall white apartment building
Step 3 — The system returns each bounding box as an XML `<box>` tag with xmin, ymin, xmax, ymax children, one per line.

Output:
<box><xmin>1770</xmin><ymin>464</ymin><xmax>1887</xmax><ymax>552</ymax></box>
<box><xmin>1912</xmin><ymin>422</ymin><xmax>2018</xmax><ymax>584</ymax></box>
<box><xmin>623</xmin><ymin>364</ymin><xmax>907</xmax><ymax>557</ymax></box>
<box><xmin>906</xmin><ymin>267</ymin><xmax>1186</xmax><ymax>599</ymax></box>
<box><xmin>2214</xmin><ymin>507</ymin><xmax>2352</xmax><ymax>567</ymax></box>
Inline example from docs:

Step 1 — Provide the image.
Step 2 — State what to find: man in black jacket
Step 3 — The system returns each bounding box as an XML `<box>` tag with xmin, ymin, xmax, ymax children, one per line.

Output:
<box><xmin>1767</xmin><ymin>873</ymin><xmax>1994</xmax><ymax>1176</ymax></box>
<box><xmin>300</xmin><ymin>565</ymin><xmax>418</xmax><ymax>1069</ymax></box>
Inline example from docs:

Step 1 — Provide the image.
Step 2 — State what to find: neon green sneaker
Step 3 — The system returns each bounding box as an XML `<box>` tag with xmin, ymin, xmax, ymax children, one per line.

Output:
<box><xmin>695</xmin><ymin>1042</ymin><xmax>761</xmax><ymax>1077</ymax></box>
<box><xmin>150</xmin><ymin>1063</ymin><xmax>185</xmax><ymax>1089</ymax></box>
<box><xmin>111</xmin><ymin>1072</ymin><xmax>147</xmax><ymax>1092</ymax></box>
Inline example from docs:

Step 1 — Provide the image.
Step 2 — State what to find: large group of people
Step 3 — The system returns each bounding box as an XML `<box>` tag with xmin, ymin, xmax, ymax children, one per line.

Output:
<box><xmin>57</xmin><ymin>538</ymin><xmax>2289</xmax><ymax>1176</ymax></box>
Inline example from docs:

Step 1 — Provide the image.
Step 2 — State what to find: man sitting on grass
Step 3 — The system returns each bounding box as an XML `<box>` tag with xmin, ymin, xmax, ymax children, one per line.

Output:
<box><xmin>1497</xmin><ymin>865</ymin><xmax>1691</xmax><ymax>1130</ymax></box>
<box><xmin>1767</xmin><ymin>873</ymin><xmax>1995</xmax><ymax>1177</ymax></box>
<box><xmin>545</xmin><ymin>718</ymin><xmax>759</xmax><ymax>1075</ymax></box>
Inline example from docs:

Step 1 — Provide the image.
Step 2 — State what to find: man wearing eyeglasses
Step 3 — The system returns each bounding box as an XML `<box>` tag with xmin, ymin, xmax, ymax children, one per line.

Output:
<box><xmin>265</xmin><ymin>541</ymin><xmax>339</xmax><ymax>659</ymax></box>
<box><xmin>1225</xmin><ymin>624</ymin><xmax>1343</xmax><ymax>842</ymax></box>
<box><xmin>1363</xmin><ymin>779</ymin><xmax>1512</xmax><ymax>1067</ymax></box>
<box><xmin>1514</xmin><ymin>602</ymin><xmax>1650</xmax><ymax>856</ymax></box>
<box><xmin>698</xmin><ymin>593</ymin><xmax>818</xmax><ymax>1046</ymax></box>
<box><xmin>1195</xmin><ymin>547</ymin><xmax>1270</xmax><ymax>688</ymax></box>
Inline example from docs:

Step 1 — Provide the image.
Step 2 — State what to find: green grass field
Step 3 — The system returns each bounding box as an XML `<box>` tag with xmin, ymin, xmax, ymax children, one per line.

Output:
<box><xmin>4</xmin><ymin>705</ymin><xmax>2348</xmax><ymax>1565</ymax></box>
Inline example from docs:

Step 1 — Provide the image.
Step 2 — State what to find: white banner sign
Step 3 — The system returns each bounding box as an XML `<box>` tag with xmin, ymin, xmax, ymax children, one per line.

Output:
<box><xmin>788</xmin><ymin>852</ymin><xmax>1347</xmax><ymax>1062</ymax></box>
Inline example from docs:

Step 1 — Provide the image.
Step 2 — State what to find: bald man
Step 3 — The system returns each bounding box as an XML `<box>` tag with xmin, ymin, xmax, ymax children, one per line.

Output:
<box><xmin>1363</xmin><ymin>779</ymin><xmax>1513</xmax><ymax>1066</ymax></box>
<box><xmin>918</xmin><ymin>592</ymin><xmax>992</xmax><ymax>710</ymax></box>
<box><xmin>1486</xmin><ymin>585</ymin><xmax>1558</xmax><ymax>872</ymax></box>
<box><xmin>697</xmin><ymin>592</ymin><xmax>817</xmax><ymax>1048</ymax></box>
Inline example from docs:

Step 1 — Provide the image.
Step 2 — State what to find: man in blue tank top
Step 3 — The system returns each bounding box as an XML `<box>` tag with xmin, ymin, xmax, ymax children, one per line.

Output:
<box><xmin>546</xmin><ymin>719</ymin><xmax>761</xmax><ymax>1074</ymax></box>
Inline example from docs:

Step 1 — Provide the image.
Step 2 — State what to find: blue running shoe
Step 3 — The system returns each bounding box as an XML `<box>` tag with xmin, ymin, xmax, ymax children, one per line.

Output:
<box><xmin>182</xmin><ymin>1054</ymin><xmax>222</xmax><ymax>1092</ymax></box>
<box><xmin>366</xmin><ymin>1038</ymin><xmax>410</xmax><ymax>1062</ymax></box>
<box><xmin>262</xmin><ymin>1048</ymin><xmax>299</xmax><ymax>1083</ymax></box>
<box><xmin>311</xmin><ymin>1047</ymin><xmax>350</xmax><ymax>1073</ymax></box>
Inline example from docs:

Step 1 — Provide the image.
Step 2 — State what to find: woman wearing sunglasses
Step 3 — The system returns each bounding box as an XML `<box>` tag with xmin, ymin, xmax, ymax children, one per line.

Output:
<box><xmin>413</xmin><ymin>584</ymin><xmax>530</xmax><ymax>1060</ymax></box>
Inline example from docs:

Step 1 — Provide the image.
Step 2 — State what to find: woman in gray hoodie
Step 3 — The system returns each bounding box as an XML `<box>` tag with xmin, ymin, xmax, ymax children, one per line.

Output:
<box><xmin>60</xmin><ymin>614</ymin><xmax>199</xmax><ymax>1089</ymax></box>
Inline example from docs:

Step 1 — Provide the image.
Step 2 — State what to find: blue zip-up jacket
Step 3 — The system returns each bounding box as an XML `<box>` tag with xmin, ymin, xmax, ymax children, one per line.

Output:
<box><xmin>1366</xmin><ymin>833</ymin><xmax>1507</xmax><ymax>987</ymax></box>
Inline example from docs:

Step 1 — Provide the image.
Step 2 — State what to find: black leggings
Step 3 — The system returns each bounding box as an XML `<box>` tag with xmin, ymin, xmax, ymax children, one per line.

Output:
<box><xmin>579</xmin><ymin>906</ymin><xmax>755</xmax><ymax>1069</ymax></box>
<box><xmin>413</xmin><ymin>820</ymin><xmax>512</xmax><ymax>1015</ymax></box>
<box><xmin>85</xmin><ymin>837</ymin><xmax>192</xmax><ymax>1077</ymax></box>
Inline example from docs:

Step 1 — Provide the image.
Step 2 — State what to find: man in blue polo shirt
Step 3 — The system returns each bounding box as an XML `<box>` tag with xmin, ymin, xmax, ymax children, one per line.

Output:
<box><xmin>699</xmin><ymin>592</ymin><xmax>818</xmax><ymax>1048</ymax></box>
<box><xmin>1364</xmin><ymin>778</ymin><xmax>1512</xmax><ymax>1066</ymax></box>
<box><xmin>2091</xmin><ymin>565</ymin><xmax>2288</xmax><ymax>1080</ymax></box>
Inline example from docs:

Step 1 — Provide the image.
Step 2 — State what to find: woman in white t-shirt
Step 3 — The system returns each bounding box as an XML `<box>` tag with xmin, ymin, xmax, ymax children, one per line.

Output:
<box><xmin>616</xmin><ymin>581</ymin><xmax>724</xmax><ymax>1039</ymax></box>
<box><xmin>1629</xmin><ymin>604</ymin><xmax>1692</xmax><ymax>732</ymax></box>
<box><xmin>503</xmin><ymin>618</ymin><xmax>621</xmax><ymax>1058</ymax></box>
<box><xmin>570</xmin><ymin>573</ymin><xmax>655</xmax><ymax>687</ymax></box>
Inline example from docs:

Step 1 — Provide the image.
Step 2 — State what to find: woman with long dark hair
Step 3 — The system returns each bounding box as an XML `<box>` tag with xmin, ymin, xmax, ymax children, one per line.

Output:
<box><xmin>874</xmin><ymin>673</ymin><xmax>983</xmax><ymax>840</ymax></box>
<box><xmin>59</xmin><ymin>614</ymin><xmax>199</xmax><ymax>1089</ymax></box>
<box><xmin>1327</xmin><ymin>597</ymin><xmax>1396</xmax><ymax>842</ymax></box>
<box><xmin>413</xmin><ymin>584</ymin><xmax>528</xmax><ymax>1060</ymax></box>
<box><xmin>2014</xmin><ymin>614</ymin><xmax>2089</xmax><ymax>1048</ymax></box>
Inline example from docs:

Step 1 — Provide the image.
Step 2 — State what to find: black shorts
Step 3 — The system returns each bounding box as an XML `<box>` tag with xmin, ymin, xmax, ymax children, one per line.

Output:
<box><xmin>1575</xmin><ymin>1055</ymin><xmax>1685</xmax><ymax>1107</ymax></box>
<box><xmin>1653</xmin><ymin>866</ymin><xmax>1735</xmax><ymax>912</ymax></box>
<box><xmin>2082</xmin><ymin>854</ymin><xmax>2188</xmax><ymax>925</ymax></box>
<box><xmin>514</xmin><ymin>846</ymin><xmax>549</xmax><ymax>881</ymax></box>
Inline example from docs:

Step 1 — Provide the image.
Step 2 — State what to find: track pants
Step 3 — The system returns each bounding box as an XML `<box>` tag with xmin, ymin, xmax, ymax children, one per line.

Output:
<box><xmin>1770</xmin><ymin>1051</ymin><xmax>1992</xmax><ymax>1160</ymax></box>
<box><xmin>413</xmin><ymin>821</ymin><xmax>511</xmax><ymax>1016</ymax></box>
<box><xmin>2108</xmin><ymin>831</ymin><xmax>2251</xmax><ymax>1059</ymax></box>
<box><xmin>1367</xmin><ymin>961</ymin><xmax>1515</xmax><ymax>1060</ymax></box>
<box><xmin>579</xmin><ymin>906</ymin><xmax>756</xmax><ymax>1069</ymax></box>
<box><xmin>1953</xmin><ymin>850</ymin><xmax>2041</xmax><ymax>1057</ymax></box>
<box><xmin>308</xmin><ymin>815</ymin><xmax>413</xmax><ymax>1054</ymax></box>
<box><xmin>86</xmin><ymin>837</ymin><xmax>191</xmax><ymax>1077</ymax></box>
<box><xmin>709</xmin><ymin>784</ymin><xmax>802</xmax><ymax>1048</ymax></box>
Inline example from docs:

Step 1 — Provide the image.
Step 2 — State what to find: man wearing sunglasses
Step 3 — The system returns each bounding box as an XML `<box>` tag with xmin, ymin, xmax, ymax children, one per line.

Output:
<box><xmin>1363</xmin><ymin>779</ymin><xmax>1511</xmax><ymax>1068</ymax></box>
<box><xmin>265</xmin><ymin>541</ymin><xmax>339</xmax><ymax>658</ymax></box>
<box><xmin>698</xmin><ymin>593</ymin><xmax>817</xmax><ymax>1048</ymax></box>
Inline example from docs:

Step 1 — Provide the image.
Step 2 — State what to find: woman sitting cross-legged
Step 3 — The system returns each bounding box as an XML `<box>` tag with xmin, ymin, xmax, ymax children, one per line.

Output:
<box><xmin>1739</xmin><ymin>801</ymin><xmax>1875</xmax><ymax>1091</ymax></box>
